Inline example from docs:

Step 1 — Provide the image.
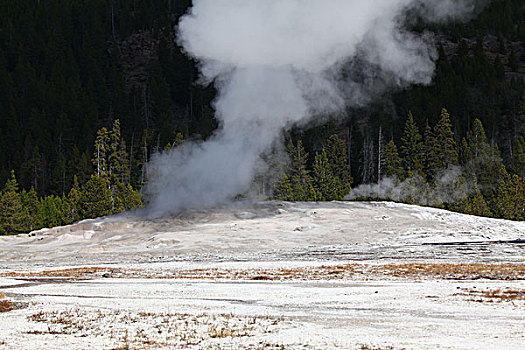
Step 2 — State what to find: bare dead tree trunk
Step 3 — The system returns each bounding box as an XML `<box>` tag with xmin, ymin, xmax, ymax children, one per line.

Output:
<box><xmin>377</xmin><ymin>126</ymin><xmax>384</xmax><ymax>181</ymax></box>
<box><xmin>362</xmin><ymin>134</ymin><xmax>375</xmax><ymax>184</ymax></box>
<box><xmin>346</xmin><ymin>126</ymin><xmax>352</xmax><ymax>181</ymax></box>
<box><xmin>129</xmin><ymin>133</ymin><xmax>134</xmax><ymax>185</ymax></box>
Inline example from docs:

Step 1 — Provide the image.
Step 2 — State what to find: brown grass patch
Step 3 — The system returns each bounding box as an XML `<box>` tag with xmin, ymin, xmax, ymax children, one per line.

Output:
<box><xmin>358</xmin><ymin>345</ymin><xmax>398</xmax><ymax>350</ymax></box>
<box><xmin>2</xmin><ymin>263</ymin><xmax>524</xmax><ymax>282</ymax></box>
<box><xmin>27</xmin><ymin>309</ymin><xmax>286</xmax><ymax>347</ymax></box>
<box><xmin>0</xmin><ymin>291</ymin><xmax>5</xmax><ymax>298</ymax></box>
<box><xmin>0</xmin><ymin>299</ymin><xmax>13</xmax><ymax>312</ymax></box>
<box><xmin>455</xmin><ymin>288</ymin><xmax>525</xmax><ymax>303</ymax></box>
<box><xmin>0</xmin><ymin>267</ymin><xmax>119</xmax><ymax>280</ymax></box>
<box><xmin>367</xmin><ymin>263</ymin><xmax>525</xmax><ymax>280</ymax></box>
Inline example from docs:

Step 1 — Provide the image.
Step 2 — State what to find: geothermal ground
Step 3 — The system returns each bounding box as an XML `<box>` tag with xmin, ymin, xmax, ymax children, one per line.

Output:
<box><xmin>0</xmin><ymin>201</ymin><xmax>524</xmax><ymax>349</ymax></box>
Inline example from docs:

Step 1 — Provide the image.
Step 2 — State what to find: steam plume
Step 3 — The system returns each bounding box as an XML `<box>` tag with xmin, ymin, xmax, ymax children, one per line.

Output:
<box><xmin>346</xmin><ymin>167</ymin><xmax>470</xmax><ymax>205</ymax></box>
<box><xmin>145</xmin><ymin>0</ymin><xmax>484</xmax><ymax>213</ymax></box>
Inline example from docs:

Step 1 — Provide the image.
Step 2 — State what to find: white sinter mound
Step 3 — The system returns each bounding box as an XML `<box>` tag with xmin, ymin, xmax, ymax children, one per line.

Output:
<box><xmin>0</xmin><ymin>201</ymin><xmax>524</xmax><ymax>350</ymax></box>
<box><xmin>0</xmin><ymin>201</ymin><xmax>523</xmax><ymax>266</ymax></box>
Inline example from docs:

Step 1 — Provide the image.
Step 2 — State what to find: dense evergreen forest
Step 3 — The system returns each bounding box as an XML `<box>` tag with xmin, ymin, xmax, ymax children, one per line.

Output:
<box><xmin>0</xmin><ymin>0</ymin><xmax>524</xmax><ymax>234</ymax></box>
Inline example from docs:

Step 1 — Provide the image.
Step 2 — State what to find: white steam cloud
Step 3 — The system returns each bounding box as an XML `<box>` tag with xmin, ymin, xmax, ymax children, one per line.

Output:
<box><xmin>346</xmin><ymin>167</ymin><xmax>470</xmax><ymax>205</ymax></box>
<box><xmin>145</xmin><ymin>0</ymin><xmax>484</xmax><ymax>213</ymax></box>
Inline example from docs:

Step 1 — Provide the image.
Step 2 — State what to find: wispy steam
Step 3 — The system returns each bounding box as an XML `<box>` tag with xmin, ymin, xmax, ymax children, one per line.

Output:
<box><xmin>346</xmin><ymin>167</ymin><xmax>470</xmax><ymax>205</ymax></box>
<box><xmin>145</xmin><ymin>0</ymin><xmax>484</xmax><ymax>213</ymax></box>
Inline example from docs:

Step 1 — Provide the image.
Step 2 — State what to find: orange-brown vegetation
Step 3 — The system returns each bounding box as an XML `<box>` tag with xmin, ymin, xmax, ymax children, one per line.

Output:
<box><xmin>455</xmin><ymin>288</ymin><xmax>525</xmax><ymax>303</ymax></box>
<box><xmin>359</xmin><ymin>345</ymin><xmax>397</xmax><ymax>350</ymax></box>
<box><xmin>0</xmin><ymin>300</ymin><xmax>12</xmax><ymax>313</ymax></box>
<box><xmin>27</xmin><ymin>309</ymin><xmax>286</xmax><ymax>348</ymax></box>
<box><xmin>2</xmin><ymin>263</ymin><xmax>524</xmax><ymax>281</ymax></box>
<box><xmin>0</xmin><ymin>267</ymin><xmax>118</xmax><ymax>280</ymax></box>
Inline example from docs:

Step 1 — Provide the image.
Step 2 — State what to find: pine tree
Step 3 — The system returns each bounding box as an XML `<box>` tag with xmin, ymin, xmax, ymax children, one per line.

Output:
<box><xmin>383</xmin><ymin>140</ymin><xmax>405</xmax><ymax>179</ymax></box>
<box><xmin>458</xmin><ymin>138</ymin><xmax>472</xmax><ymax>166</ymax></box>
<box><xmin>115</xmin><ymin>138</ymin><xmax>130</xmax><ymax>184</ymax></box>
<box><xmin>273</xmin><ymin>140</ymin><xmax>316</xmax><ymax>201</ymax></box>
<box><xmin>108</xmin><ymin>119</ymin><xmax>131</xmax><ymax>184</ymax></box>
<box><xmin>400</xmin><ymin>111</ymin><xmax>423</xmax><ymax>175</ymax></box>
<box><xmin>467</xmin><ymin>119</ymin><xmax>492</xmax><ymax>160</ymax></box>
<box><xmin>0</xmin><ymin>171</ymin><xmax>26</xmax><ymax>234</ymax></box>
<box><xmin>21</xmin><ymin>187</ymin><xmax>42</xmax><ymax>232</ymax></box>
<box><xmin>422</xmin><ymin>123</ymin><xmax>437</xmax><ymax>179</ymax></box>
<box><xmin>325</xmin><ymin>135</ymin><xmax>352</xmax><ymax>190</ymax></box>
<box><xmin>93</xmin><ymin>127</ymin><xmax>110</xmax><ymax>179</ymax></box>
<box><xmin>273</xmin><ymin>173</ymin><xmax>294</xmax><ymax>201</ymax></box>
<box><xmin>288</xmin><ymin>140</ymin><xmax>315</xmax><ymax>201</ymax></box>
<box><xmin>62</xmin><ymin>176</ymin><xmax>83</xmax><ymax>224</ymax></box>
<box><xmin>465</xmin><ymin>118</ymin><xmax>507</xmax><ymax>209</ymax></box>
<box><xmin>432</xmin><ymin>108</ymin><xmax>458</xmax><ymax>172</ymax></box>
<box><xmin>113</xmin><ymin>182</ymin><xmax>142</xmax><ymax>213</ymax></box>
<box><xmin>464</xmin><ymin>185</ymin><xmax>492</xmax><ymax>217</ymax></box>
<box><xmin>493</xmin><ymin>175</ymin><xmax>525</xmax><ymax>220</ymax></box>
<box><xmin>312</xmin><ymin>149</ymin><xmax>339</xmax><ymax>201</ymax></box>
<box><xmin>80</xmin><ymin>175</ymin><xmax>113</xmax><ymax>219</ymax></box>
<box><xmin>509</xmin><ymin>136</ymin><xmax>525</xmax><ymax>178</ymax></box>
<box><xmin>38</xmin><ymin>196</ymin><xmax>64</xmax><ymax>228</ymax></box>
<box><xmin>109</xmin><ymin>119</ymin><xmax>121</xmax><ymax>178</ymax></box>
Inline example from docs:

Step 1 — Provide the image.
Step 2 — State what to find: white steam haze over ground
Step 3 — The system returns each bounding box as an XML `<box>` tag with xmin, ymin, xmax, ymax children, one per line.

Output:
<box><xmin>145</xmin><ymin>0</ymin><xmax>486</xmax><ymax>213</ymax></box>
<box><xmin>346</xmin><ymin>166</ymin><xmax>469</xmax><ymax>205</ymax></box>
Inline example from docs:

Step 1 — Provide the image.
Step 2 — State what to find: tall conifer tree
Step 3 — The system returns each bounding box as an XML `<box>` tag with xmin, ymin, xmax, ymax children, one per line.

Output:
<box><xmin>400</xmin><ymin>111</ymin><xmax>423</xmax><ymax>175</ymax></box>
<box><xmin>432</xmin><ymin>108</ymin><xmax>458</xmax><ymax>171</ymax></box>
<box><xmin>384</xmin><ymin>140</ymin><xmax>405</xmax><ymax>179</ymax></box>
<box><xmin>0</xmin><ymin>171</ymin><xmax>25</xmax><ymax>234</ymax></box>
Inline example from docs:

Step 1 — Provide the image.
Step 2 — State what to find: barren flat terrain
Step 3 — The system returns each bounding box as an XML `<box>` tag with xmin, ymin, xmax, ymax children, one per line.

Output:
<box><xmin>0</xmin><ymin>201</ymin><xmax>524</xmax><ymax>349</ymax></box>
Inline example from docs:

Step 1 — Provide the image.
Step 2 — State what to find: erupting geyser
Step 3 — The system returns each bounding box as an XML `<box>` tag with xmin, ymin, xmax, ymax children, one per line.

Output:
<box><xmin>145</xmin><ymin>0</ymin><xmax>485</xmax><ymax>213</ymax></box>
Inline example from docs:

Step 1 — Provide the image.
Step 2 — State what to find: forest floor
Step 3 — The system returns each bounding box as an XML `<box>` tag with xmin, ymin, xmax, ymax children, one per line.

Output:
<box><xmin>0</xmin><ymin>201</ymin><xmax>524</xmax><ymax>349</ymax></box>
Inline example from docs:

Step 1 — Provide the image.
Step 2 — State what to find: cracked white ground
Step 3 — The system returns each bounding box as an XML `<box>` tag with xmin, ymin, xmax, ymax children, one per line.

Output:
<box><xmin>0</xmin><ymin>201</ymin><xmax>524</xmax><ymax>349</ymax></box>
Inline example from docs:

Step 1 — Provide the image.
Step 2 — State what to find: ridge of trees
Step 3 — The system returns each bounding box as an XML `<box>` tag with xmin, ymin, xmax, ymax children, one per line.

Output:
<box><xmin>0</xmin><ymin>120</ymin><xmax>142</xmax><ymax>235</ymax></box>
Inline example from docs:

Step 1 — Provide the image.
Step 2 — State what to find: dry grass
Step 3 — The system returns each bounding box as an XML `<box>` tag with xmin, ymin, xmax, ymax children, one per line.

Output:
<box><xmin>0</xmin><ymin>267</ymin><xmax>118</xmax><ymax>280</ymax></box>
<box><xmin>3</xmin><ymin>263</ymin><xmax>524</xmax><ymax>282</ymax></box>
<box><xmin>455</xmin><ymin>288</ymin><xmax>525</xmax><ymax>303</ymax></box>
<box><xmin>26</xmin><ymin>309</ymin><xmax>287</xmax><ymax>348</ymax></box>
<box><xmin>0</xmin><ymin>299</ymin><xmax>13</xmax><ymax>313</ymax></box>
<box><xmin>373</xmin><ymin>263</ymin><xmax>525</xmax><ymax>280</ymax></box>
<box><xmin>0</xmin><ymin>291</ymin><xmax>5</xmax><ymax>298</ymax></box>
<box><xmin>358</xmin><ymin>345</ymin><xmax>398</xmax><ymax>350</ymax></box>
